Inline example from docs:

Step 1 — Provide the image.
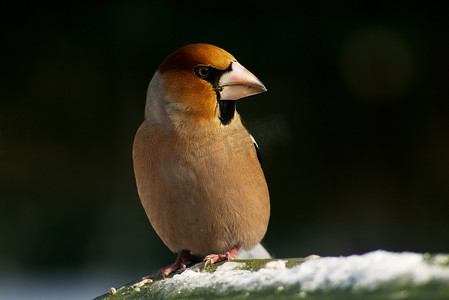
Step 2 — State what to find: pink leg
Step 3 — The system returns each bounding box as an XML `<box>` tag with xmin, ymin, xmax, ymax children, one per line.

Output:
<box><xmin>157</xmin><ymin>250</ymin><xmax>196</xmax><ymax>277</ymax></box>
<box><xmin>203</xmin><ymin>245</ymin><xmax>241</xmax><ymax>268</ymax></box>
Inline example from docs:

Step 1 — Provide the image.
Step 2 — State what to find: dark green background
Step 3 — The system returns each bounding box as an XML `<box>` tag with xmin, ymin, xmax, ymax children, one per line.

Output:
<box><xmin>1</xmin><ymin>1</ymin><xmax>448</xmax><ymax>280</ymax></box>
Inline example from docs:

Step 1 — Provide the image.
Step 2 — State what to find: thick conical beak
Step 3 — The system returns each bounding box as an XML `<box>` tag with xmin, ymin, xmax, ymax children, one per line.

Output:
<box><xmin>218</xmin><ymin>61</ymin><xmax>267</xmax><ymax>100</ymax></box>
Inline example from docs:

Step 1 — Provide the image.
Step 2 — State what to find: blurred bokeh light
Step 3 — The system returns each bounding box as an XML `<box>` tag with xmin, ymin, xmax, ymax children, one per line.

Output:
<box><xmin>340</xmin><ymin>27</ymin><xmax>413</xmax><ymax>101</ymax></box>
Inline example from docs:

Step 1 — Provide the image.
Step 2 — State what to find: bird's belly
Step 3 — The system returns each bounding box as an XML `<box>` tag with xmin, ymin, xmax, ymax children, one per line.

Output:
<box><xmin>137</xmin><ymin>137</ymin><xmax>270</xmax><ymax>257</ymax></box>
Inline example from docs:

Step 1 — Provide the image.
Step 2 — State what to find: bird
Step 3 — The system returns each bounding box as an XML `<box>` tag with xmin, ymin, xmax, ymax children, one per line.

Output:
<box><xmin>133</xmin><ymin>43</ymin><xmax>270</xmax><ymax>276</ymax></box>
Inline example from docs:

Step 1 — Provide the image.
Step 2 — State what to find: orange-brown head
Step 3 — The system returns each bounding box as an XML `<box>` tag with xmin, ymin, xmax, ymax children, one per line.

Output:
<box><xmin>145</xmin><ymin>44</ymin><xmax>266</xmax><ymax>130</ymax></box>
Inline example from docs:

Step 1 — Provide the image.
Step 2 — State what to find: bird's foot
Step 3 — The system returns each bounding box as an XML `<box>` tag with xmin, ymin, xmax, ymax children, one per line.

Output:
<box><xmin>157</xmin><ymin>250</ymin><xmax>196</xmax><ymax>277</ymax></box>
<box><xmin>203</xmin><ymin>245</ymin><xmax>241</xmax><ymax>269</ymax></box>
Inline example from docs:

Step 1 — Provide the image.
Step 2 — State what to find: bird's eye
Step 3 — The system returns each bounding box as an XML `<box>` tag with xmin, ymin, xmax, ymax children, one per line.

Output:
<box><xmin>195</xmin><ymin>66</ymin><xmax>210</xmax><ymax>79</ymax></box>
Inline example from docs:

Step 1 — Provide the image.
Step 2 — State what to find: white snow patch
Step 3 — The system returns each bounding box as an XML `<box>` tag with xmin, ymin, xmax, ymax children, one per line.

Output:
<box><xmin>150</xmin><ymin>250</ymin><xmax>449</xmax><ymax>297</ymax></box>
<box><xmin>264</xmin><ymin>260</ymin><xmax>286</xmax><ymax>269</ymax></box>
<box><xmin>293</xmin><ymin>250</ymin><xmax>449</xmax><ymax>291</ymax></box>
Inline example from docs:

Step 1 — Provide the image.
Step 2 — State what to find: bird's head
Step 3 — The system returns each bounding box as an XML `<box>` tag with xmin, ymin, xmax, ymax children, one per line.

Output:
<box><xmin>145</xmin><ymin>43</ymin><xmax>266</xmax><ymax>131</ymax></box>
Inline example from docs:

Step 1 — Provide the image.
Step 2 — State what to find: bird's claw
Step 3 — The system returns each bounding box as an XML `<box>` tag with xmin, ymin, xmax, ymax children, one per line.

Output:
<box><xmin>203</xmin><ymin>253</ymin><xmax>225</xmax><ymax>269</ymax></box>
<box><xmin>156</xmin><ymin>250</ymin><xmax>195</xmax><ymax>277</ymax></box>
<box><xmin>202</xmin><ymin>245</ymin><xmax>240</xmax><ymax>270</ymax></box>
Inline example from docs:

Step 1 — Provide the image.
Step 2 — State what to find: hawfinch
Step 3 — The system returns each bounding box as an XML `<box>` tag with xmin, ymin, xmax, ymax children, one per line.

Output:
<box><xmin>133</xmin><ymin>43</ymin><xmax>270</xmax><ymax>276</ymax></box>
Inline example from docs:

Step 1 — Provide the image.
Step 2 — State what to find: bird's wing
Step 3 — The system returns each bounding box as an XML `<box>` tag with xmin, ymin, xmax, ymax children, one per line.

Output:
<box><xmin>240</xmin><ymin>116</ymin><xmax>263</xmax><ymax>166</ymax></box>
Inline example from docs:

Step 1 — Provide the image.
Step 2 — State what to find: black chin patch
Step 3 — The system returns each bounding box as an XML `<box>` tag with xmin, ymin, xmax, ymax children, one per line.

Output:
<box><xmin>194</xmin><ymin>62</ymin><xmax>235</xmax><ymax>126</ymax></box>
<box><xmin>218</xmin><ymin>100</ymin><xmax>236</xmax><ymax>125</ymax></box>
